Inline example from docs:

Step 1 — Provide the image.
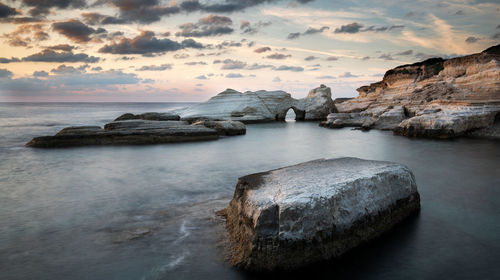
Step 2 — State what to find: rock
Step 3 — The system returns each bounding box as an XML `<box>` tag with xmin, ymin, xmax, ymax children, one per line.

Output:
<box><xmin>192</xmin><ymin>120</ymin><xmax>246</xmax><ymax>136</ymax></box>
<box><xmin>223</xmin><ymin>157</ymin><xmax>420</xmax><ymax>271</ymax></box>
<box><xmin>394</xmin><ymin>104</ymin><xmax>500</xmax><ymax>138</ymax></box>
<box><xmin>26</xmin><ymin>120</ymin><xmax>219</xmax><ymax>148</ymax></box>
<box><xmin>114</xmin><ymin>112</ymin><xmax>180</xmax><ymax>121</ymax></box>
<box><xmin>112</xmin><ymin>228</ymin><xmax>152</xmax><ymax>243</ymax></box>
<box><xmin>179</xmin><ymin>85</ymin><xmax>335</xmax><ymax>123</ymax></box>
<box><xmin>322</xmin><ymin>44</ymin><xmax>500</xmax><ymax>138</ymax></box>
<box><xmin>297</xmin><ymin>84</ymin><xmax>337</xmax><ymax>120</ymax></box>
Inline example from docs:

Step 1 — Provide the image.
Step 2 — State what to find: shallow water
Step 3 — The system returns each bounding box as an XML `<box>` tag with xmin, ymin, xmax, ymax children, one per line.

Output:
<box><xmin>0</xmin><ymin>103</ymin><xmax>499</xmax><ymax>280</ymax></box>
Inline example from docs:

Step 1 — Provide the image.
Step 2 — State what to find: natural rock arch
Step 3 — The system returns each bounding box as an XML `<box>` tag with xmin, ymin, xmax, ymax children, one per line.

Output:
<box><xmin>180</xmin><ymin>85</ymin><xmax>336</xmax><ymax>123</ymax></box>
<box><xmin>276</xmin><ymin>107</ymin><xmax>305</xmax><ymax>121</ymax></box>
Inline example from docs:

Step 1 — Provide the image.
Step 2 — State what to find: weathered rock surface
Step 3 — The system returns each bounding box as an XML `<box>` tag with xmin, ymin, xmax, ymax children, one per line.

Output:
<box><xmin>321</xmin><ymin>45</ymin><xmax>500</xmax><ymax>138</ymax></box>
<box><xmin>114</xmin><ymin>112</ymin><xmax>180</xmax><ymax>121</ymax></box>
<box><xmin>223</xmin><ymin>157</ymin><xmax>420</xmax><ymax>271</ymax></box>
<box><xmin>26</xmin><ymin>120</ymin><xmax>220</xmax><ymax>148</ymax></box>
<box><xmin>192</xmin><ymin>120</ymin><xmax>246</xmax><ymax>136</ymax></box>
<box><xmin>179</xmin><ymin>85</ymin><xmax>335</xmax><ymax>123</ymax></box>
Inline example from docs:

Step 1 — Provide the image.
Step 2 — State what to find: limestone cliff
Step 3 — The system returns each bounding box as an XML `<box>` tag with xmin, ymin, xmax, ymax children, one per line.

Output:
<box><xmin>321</xmin><ymin>45</ymin><xmax>500</xmax><ymax>139</ymax></box>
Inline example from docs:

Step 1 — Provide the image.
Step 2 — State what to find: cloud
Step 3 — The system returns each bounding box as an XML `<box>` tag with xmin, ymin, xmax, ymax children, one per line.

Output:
<box><xmin>334</xmin><ymin>22</ymin><xmax>363</xmax><ymax>34</ymax></box>
<box><xmin>22</xmin><ymin>50</ymin><xmax>100</xmax><ymax>63</ymax></box>
<box><xmin>363</xmin><ymin>25</ymin><xmax>404</xmax><ymax>32</ymax></box>
<box><xmin>396</xmin><ymin>50</ymin><xmax>413</xmax><ymax>56</ymax></box>
<box><xmin>254</xmin><ymin>47</ymin><xmax>271</xmax><ymax>53</ymax></box>
<box><xmin>220</xmin><ymin>59</ymin><xmax>247</xmax><ymax>69</ymax></box>
<box><xmin>378</xmin><ymin>54</ymin><xmax>394</xmax><ymax>60</ymax></box>
<box><xmin>225</xmin><ymin>73</ymin><xmax>243</xmax><ymax>78</ymax></box>
<box><xmin>22</xmin><ymin>0</ymin><xmax>85</xmax><ymax>9</ymax></box>
<box><xmin>0</xmin><ymin>69</ymin><xmax>143</xmax><ymax>97</ymax></box>
<box><xmin>87</xmin><ymin>0</ymin><xmax>313</xmax><ymax>24</ymax></box>
<box><xmin>176</xmin><ymin>15</ymin><xmax>234</xmax><ymax>37</ymax></box>
<box><xmin>174</xmin><ymin>53</ymin><xmax>190</xmax><ymax>59</ymax></box>
<box><xmin>52</xmin><ymin>20</ymin><xmax>102</xmax><ymax>43</ymax></box>
<box><xmin>288</xmin><ymin>26</ymin><xmax>329</xmax><ymax>39</ymax></box>
<box><xmin>45</xmin><ymin>44</ymin><xmax>76</xmax><ymax>52</ymax></box>
<box><xmin>50</xmin><ymin>64</ymin><xmax>88</xmax><ymax>74</ymax></box>
<box><xmin>0</xmin><ymin>68</ymin><xmax>13</xmax><ymax>78</ymax></box>
<box><xmin>304</xmin><ymin>56</ymin><xmax>317</xmax><ymax>61</ymax></box>
<box><xmin>195</xmin><ymin>75</ymin><xmax>207</xmax><ymax>80</ymax></box>
<box><xmin>246</xmin><ymin>63</ymin><xmax>274</xmax><ymax>70</ymax></box>
<box><xmin>317</xmin><ymin>75</ymin><xmax>335</xmax><ymax>79</ymax></box>
<box><xmin>33</xmin><ymin>70</ymin><xmax>49</xmax><ymax>77</ymax></box>
<box><xmin>287</xmin><ymin>32</ymin><xmax>301</xmax><ymax>39</ymax></box>
<box><xmin>104</xmin><ymin>0</ymin><xmax>180</xmax><ymax>24</ymax></box>
<box><xmin>265</xmin><ymin>53</ymin><xmax>291</xmax><ymax>59</ymax></box>
<box><xmin>274</xmin><ymin>65</ymin><xmax>304</xmax><ymax>72</ymax></box>
<box><xmin>0</xmin><ymin>3</ymin><xmax>19</xmax><ymax>18</ymax></box>
<box><xmin>136</xmin><ymin>64</ymin><xmax>173</xmax><ymax>71</ymax></box>
<box><xmin>303</xmin><ymin>26</ymin><xmax>329</xmax><ymax>35</ymax></box>
<box><xmin>28</xmin><ymin>7</ymin><xmax>51</xmax><ymax>17</ymax></box>
<box><xmin>339</xmin><ymin>72</ymin><xmax>358</xmax><ymax>78</ymax></box>
<box><xmin>2</xmin><ymin>23</ymin><xmax>50</xmax><ymax>48</ymax></box>
<box><xmin>272</xmin><ymin>76</ymin><xmax>281</xmax><ymax>82</ymax></box>
<box><xmin>184</xmin><ymin>61</ymin><xmax>207</xmax><ymax>65</ymax></box>
<box><xmin>215</xmin><ymin>40</ymin><xmax>242</xmax><ymax>49</ymax></box>
<box><xmin>98</xmin><ymin>31</ymin><xmax>203</xmax><ymax>55</ymax></box>
<box><xmin>81</xmin><ymin>12</ymin><xmax>126</xmax><ymax>25</ymax></box>
<box><xmin>0</xmin><ymin>57</ymin><xmax>21</xmax><ymax>63</ymax></box>
<box><xmin>326</xmin><ymin>56</ymin><xmax>338</xmax><ymax>61</ymax></box>
<box><xmin>465</xmin><ymin>36</ymin><xmax>478</xmax><ymax>43</ymax></box>
<box><xmin>240</xmin><ymin>20</ymin><xmax>272</xmax><ymax>34</ymax></box>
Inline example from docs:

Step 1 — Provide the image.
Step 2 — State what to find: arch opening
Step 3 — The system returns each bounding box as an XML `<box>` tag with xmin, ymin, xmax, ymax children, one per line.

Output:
<box><xmin>284</xmin><ymin>107</ymin><xmax>305</xmax><ymax>121</ymax></box>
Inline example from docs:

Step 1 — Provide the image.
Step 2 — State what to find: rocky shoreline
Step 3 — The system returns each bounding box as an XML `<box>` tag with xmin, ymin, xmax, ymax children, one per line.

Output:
<box><xmin>321</xmin><ymin>45</ymin><xmax>500</xmax><ymax>139</ymax></box>
<box><xmin>26</xmin><ymin>45</ymin><xmax>499</xmax><ymax>147</ymax></box>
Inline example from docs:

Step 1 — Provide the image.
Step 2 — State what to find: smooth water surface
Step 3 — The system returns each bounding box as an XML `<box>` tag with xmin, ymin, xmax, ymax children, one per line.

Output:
<box><xmin>1</xmin><ymin>103</ymin><xmax>499</xmax><ymax>280</ymax></box>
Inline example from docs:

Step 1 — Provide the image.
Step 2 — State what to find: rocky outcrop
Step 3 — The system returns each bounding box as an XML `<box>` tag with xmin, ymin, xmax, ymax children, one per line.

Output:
<box><xmin>26</xmin><ymin>119</ymin><xmax>246</xmax><ymax>148</ymax></box>
<box><xmin>321</xmin><ymin>45</ymin><xmax>500</xmax><ymax>138</ymax></box>
<box><xmin>222</xmin><ymin>157</ymin><xmax>420</xmax><ymax>271</ymax></box>
<box><xmin>179</xmin><ymin>85</ymin><xmax>335</xmax><ymax>123</ymax></box>
<box><xmin>297</xmin><ymin>85</ymin><xmax>337</xmax><ymax>120</ymax></box>
<box><xmin>114</xmin><ymin>112</ymin><xmax>180</xmax><ymax>121</ymax></box>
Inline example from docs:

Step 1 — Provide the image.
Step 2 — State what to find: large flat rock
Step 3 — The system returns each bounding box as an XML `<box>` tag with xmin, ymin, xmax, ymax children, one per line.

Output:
<box><xmin>223</xmin><ymin>157</ymin><xmax>420</xmax><ymax>271</ymax></box>
<box><xmin>26</xmin><ymin>120</ymin><xmax>220</xmax><ymax>148</ymax></box>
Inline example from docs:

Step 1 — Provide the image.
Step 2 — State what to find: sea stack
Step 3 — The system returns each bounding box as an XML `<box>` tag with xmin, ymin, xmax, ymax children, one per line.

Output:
<box><xmin>222</xmin><ymin>157</ymin><xmax>420</xmax><ymax>271</ymax></box>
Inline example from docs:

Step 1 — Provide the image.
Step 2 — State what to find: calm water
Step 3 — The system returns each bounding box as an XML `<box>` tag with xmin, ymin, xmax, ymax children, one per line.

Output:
<box><xmin>0</xmin><ymin>103</ymin><xmax>499</xmax><ymax>280</ymax></box>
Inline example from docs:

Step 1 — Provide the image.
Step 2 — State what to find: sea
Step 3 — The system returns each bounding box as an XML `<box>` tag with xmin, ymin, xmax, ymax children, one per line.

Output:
<box><xmin>0</xmin><ymin>102</ymin><xmax>499</xmax><ymax>280</ymax></box>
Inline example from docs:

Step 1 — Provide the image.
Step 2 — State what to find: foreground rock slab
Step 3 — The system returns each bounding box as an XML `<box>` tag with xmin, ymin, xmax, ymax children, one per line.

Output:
<box><xmin>223</xmin><ymin>157</ymin><xmax>420</xmax><ymax>271</ymax></box>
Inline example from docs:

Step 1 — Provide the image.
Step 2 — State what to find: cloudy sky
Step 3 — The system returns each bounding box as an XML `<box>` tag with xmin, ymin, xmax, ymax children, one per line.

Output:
<box><xmin>0</xmin><ymin>0</ymin><xmax>498</xmax><ymax>102</ymax></box>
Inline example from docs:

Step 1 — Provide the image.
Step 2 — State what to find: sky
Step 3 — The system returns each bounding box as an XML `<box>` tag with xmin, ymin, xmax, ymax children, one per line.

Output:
<box><xmin>0</xmin><ymin>0</ymin><xmax>498</xmax><ymax>102</ymax></box>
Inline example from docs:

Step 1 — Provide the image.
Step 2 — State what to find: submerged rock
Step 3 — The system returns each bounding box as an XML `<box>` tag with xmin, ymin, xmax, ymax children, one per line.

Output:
<box><xmin>321</xmin><ymin>44</ymin><xmax>500</xmax><ymax>138</ymax></box>
<box><xmin>179</xmin><ymin>85</ymin><xmax>335</xmax><ymax>123</ymax></box>
<box><xmin>223</xmin><ymin>157</ymin><xmax>420</xmax><ymax>271</ymax></box>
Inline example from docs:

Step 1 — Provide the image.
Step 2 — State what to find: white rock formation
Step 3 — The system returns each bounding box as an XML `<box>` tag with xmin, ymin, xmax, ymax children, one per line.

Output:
<box><xmin>223</xmin><ymin>157</ymin><xmax>420</xmax><ymax>271</ymax></box>
<box><xmin>179</xmin><ymin>85</ymin><xmax>335</xmax><ymax>123</ymax></box>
